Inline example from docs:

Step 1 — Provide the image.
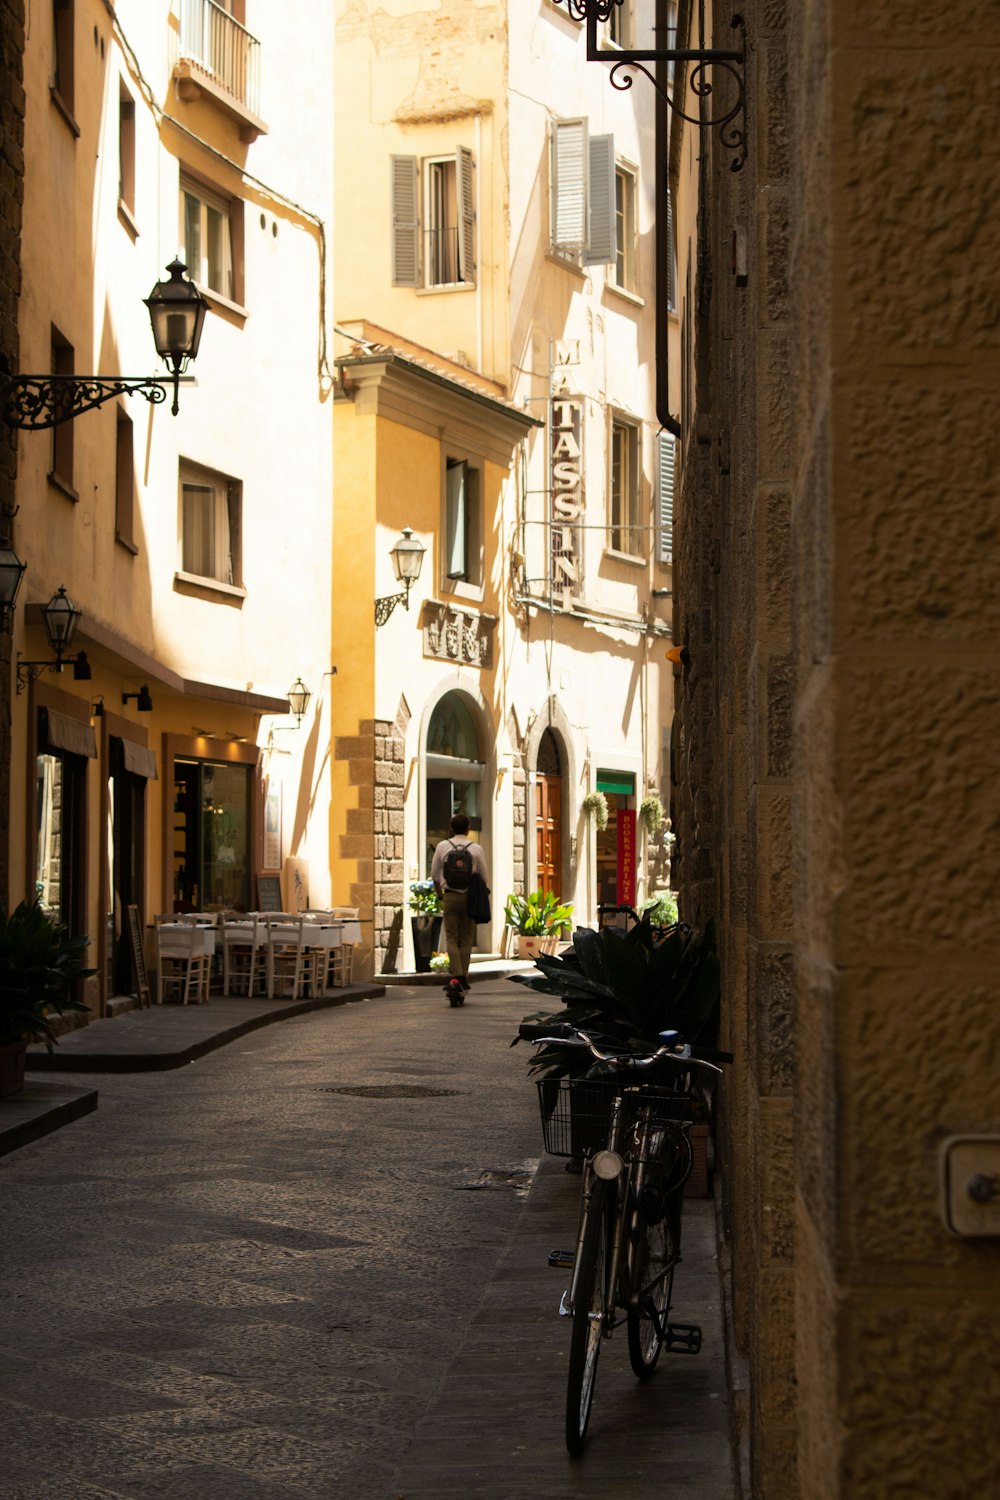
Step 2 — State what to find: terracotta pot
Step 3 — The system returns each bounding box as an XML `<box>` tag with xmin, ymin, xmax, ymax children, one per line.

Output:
<box><xmin>516</xmin><ymin>934</ymin><xmax>560</xmax><ymax>959</ymax></box>
<box><xmin>0</xmin><ymin>1040</ymin><xmax>28</xmax><ymax>1098</ymax></box>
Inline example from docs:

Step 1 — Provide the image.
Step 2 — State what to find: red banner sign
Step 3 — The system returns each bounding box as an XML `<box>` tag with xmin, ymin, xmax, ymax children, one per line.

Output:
<box><xmin>617</xmin><ymin>809</ymin><xmax>636</xmax><ymax>908</ymax></box>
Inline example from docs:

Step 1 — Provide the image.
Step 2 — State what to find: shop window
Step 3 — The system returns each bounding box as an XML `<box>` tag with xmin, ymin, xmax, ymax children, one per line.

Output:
<box><xmin>172</xmin><ymin>757</ymin><xmax>253</xmax><ymax>912</ymax></box>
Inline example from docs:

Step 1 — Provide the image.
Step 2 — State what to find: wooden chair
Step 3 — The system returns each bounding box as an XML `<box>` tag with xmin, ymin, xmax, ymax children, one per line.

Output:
<box><xmin>265</xmin><ymin>915</ymin><xmax>316</xmax><ymax>1000</ymax></box>
<box><xmin>157</xmin><ymin>925</ymin><xmax>211</xmax><ymax>1005</ymax></box>
<box><xmin>220</xmin><ymin>915</ymin><xmax>267</xmax><ymax>997</ymax></box>
<box><xmin>328</xmin><ymin>907</ymin><xmax>359</xmax><ymax>988</ymax></box>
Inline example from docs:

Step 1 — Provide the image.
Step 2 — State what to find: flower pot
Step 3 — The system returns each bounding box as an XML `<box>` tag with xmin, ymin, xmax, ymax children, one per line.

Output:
<box><xmin>411</xmin><ymin>914</ymin><xmax>443</xmax><ymax>972</ymax></box>
<box><xmin>0</xmin><ymin>1040</ymin><xmax>28</xmax><ymax>1098</ymax></box>
<box><xmin>516</xmin><ymin>934</ymin><xmax>559</xmax><ymax>960</ymax></box>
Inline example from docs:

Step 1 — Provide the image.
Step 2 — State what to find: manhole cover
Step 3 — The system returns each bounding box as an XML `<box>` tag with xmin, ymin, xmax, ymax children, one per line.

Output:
<box><xmin>318</xmin><ymin>1085</ymin><xmax>464</xmax><ymax>1099</ymax></box>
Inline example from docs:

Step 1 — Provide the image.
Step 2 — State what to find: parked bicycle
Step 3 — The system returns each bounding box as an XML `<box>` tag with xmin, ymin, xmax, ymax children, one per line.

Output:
<box><xmin>517</xmin><ymin>1017</ymin><xmax>732</xmax><ymax>1455</ymax></box>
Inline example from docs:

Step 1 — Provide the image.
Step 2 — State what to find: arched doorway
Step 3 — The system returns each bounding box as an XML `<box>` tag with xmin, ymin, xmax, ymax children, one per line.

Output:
<box><xmin>424</xmin><ymin>692</ymin><xmax>485</xmax><ymax>874</ymax></box>
<box><xmin>535</xmin><ymin>728</ymin><xmax>563</xmax><ymax>899</ymax></box>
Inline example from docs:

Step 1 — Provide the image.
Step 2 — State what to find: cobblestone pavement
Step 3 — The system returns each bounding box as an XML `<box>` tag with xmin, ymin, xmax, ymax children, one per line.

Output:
<box><xmin>0</xmin><ymin>978</ymin><xmax>734</xmax><ymax>1499</ymax></box>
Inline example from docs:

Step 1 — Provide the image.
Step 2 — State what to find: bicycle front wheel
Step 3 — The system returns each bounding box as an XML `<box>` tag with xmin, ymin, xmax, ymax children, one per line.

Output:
<box><xmin>565</xmin><ymin>1177</ymin><xmax>612</xmax><ymax>1455</ymax></box>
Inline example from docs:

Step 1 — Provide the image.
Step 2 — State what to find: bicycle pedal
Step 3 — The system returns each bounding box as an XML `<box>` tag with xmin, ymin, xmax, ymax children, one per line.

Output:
<box><xmin>665</xmin><ymin>1323</ymin><xmax>703</xmax><ymax>1354</ymax></box>
<box><xmin>548</xmin><ymin>1248</ymin><xmax>575</xmax><ymax>1268</ymax></box>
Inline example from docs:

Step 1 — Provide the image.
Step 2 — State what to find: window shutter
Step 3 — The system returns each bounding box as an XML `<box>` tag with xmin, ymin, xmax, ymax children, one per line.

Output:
<box><xmin>456</xmin><ymin>146</ymin><xmax>476</xmax><ymax>286</ymax></box>
<box><xmin>551</xmin><ymin>119</ymin><xmax>588</xmax><ymax>250</ymax></box>
<box><xmin>390</xmin><ymin>155</ymin><xmax>420</xmax><ymax>287</ymax></box>
<box><xmin>584</xmin><ymin>134</ymin><xmax>616</xmax><ymax>266</ymax></box>
<box><xmin>658</xmin><ymin>431</ymin><xmax>675</xmax><ymax>565</ymax></box>
<box><xmin>446</xmin><ymin>460</ymin><xmax>468</xmax><ymax>579</ymax></box>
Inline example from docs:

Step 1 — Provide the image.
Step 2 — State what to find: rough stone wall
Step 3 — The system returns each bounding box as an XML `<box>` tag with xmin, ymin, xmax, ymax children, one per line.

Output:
<box><xmin>673</xmin><ymin>0</ymin><xmax>1000</xmax><ymax>1495</ymax></box>
<box><xmin>0</xmin><ymin>0</ymin><xmax>25</xmax><ymax>910</ymax></box>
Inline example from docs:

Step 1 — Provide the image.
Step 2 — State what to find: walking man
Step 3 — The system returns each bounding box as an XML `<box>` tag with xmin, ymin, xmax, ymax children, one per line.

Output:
<box><xmin>431</xmin><ymin>813</ymin><xmax>488</xmax><ymax>1006</ymax></box>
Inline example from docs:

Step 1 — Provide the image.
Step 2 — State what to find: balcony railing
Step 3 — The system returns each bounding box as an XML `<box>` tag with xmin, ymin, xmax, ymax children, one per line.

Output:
<box><xmin>177</xmin><ymin>0</ymin><xmax>261</xmax><ymax>121</ymax></box>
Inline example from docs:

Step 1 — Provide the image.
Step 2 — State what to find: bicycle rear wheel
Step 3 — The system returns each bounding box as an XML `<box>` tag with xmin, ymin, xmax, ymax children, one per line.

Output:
<box><xmin>627</xmin><ymin>1134</ymin><xmax>689</xmax><ymax>1378</ymax></box>
<box><xmin>627</xmin><ymin>1207</ymin><xmax>676</xmax><ymax>1377</ymax></box>
<box><xmin>565</xmin><ymin>1177</ymin><xmax>612</xmax><ymax>1455</ymax></box>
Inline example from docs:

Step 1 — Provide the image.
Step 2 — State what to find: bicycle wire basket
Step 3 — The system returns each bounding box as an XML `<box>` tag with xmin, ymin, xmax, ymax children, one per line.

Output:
<box><xmin>535</xmin><ymin>1075</ymin><xmax>694</xmax><ymax>1158</ymax></box>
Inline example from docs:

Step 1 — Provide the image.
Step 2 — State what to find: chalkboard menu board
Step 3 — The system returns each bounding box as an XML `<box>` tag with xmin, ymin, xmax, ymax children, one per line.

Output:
<box><xmin>257</xmin><ymin>874</ymin><xmax>282</xmax><ymax>912</ymax></box>
<box><xmin>126</xmin><ymin>904</ymin><xmax>152</xmax><ymax>1008</ymax></box>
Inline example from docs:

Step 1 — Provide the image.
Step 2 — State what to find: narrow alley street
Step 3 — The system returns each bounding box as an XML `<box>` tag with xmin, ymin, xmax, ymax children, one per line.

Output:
<box><xmin>0</xmin><ymin>980</ymin><xmax>734</xmax><ymax>1499</ymax></box>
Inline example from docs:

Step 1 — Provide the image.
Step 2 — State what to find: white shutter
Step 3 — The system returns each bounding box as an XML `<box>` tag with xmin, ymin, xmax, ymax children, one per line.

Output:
<box><xmin>551</xmin><ymin>119</ymin><xmax>588</xmax><ymax>250</ymax></box>
<box><xmin>446</xmin><ymin>460</ymin><xmax>468</xmax><ymax>579</ymax></box>
<box><xmin>658</xmin><ymin>432</ymin><xmax>675</xmax><ymax>565</ymax></box>
<box><xmin>390</xmin><ymin>155</ymin><xmax>420</xmax><ymax>287</ymax></box>
<box><xmin>456</xmin><ymin>146</ymin><xmax>476</xmax><ymax>286</ymax></box>
<box><xmin>584</xmin><ymin>134</ymin><xmax>616</xmax><ymax>266</ymax></box>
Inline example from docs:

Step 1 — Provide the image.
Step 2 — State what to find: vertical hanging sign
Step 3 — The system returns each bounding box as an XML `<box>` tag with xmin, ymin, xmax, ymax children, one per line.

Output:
<box><xmin>617</xmin><ymin>808</ymin><xmax>637</xmax><ymax>908</ymax></box>
<box><xmin>550</xmin><ymin>396</ymin><xmax>584</xmax><ymax>607</ymax></box>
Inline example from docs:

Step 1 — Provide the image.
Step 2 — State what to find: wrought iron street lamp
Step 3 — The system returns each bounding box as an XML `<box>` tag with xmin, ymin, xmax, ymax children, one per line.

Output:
<box><xmin>16</xmin><ymin>585</ymin><xmax>92</xmax><ymax>690</ymax></box>
<box><xmin>286</xmin><ymin>678</ymin><xmax>312</xmax><ymax>726</ymax></box>
<box><xmin>375</xmin><ymin>528</ymin><xmax>426</xmax><ymax>627</ymax></box>
<box><xmin>0</xmin><ymin>540</ymin><xmax>27</xmax><ymax>631</ymax></box>
<box><xmin>1</xmin><ymin>260</ymin><xmax>209</xmax><ymax>430</ymax></box>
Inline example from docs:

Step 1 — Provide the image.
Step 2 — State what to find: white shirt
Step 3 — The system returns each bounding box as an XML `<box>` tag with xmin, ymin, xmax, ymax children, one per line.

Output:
<box><xmin>431</xmin><ymin>835</ymin><xmax>488</xmax><ymax>891</ymax></box>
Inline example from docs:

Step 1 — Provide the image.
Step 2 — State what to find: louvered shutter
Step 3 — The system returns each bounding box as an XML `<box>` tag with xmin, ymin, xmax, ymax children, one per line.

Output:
<box><xmin>551</xmin><ymin>119</ymin><xmax>588</xmax><ymax>250</ymax></box>
<box><xmin>658</xmin><ymin>431</ymin><xmax>675</xmax><ymax>565</ymax></box>
<box><xmin>456</xmin><ymin>146</ymin><xmax>476</xmax><ymax>286</ymax></box>
<box><xmin>391</xmin><ymin>155</ymin><xmax>420</xmax><ymax>287</ymax></box>
<box><xmin>584</xmin><ymin>134</ymin><xmax>616</xmax><ymax>265</ymax></box>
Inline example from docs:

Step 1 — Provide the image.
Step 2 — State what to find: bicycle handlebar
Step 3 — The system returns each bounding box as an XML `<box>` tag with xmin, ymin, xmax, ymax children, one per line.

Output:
<box><xmin>516</xmin><ymin>1020</ymin><xmax>732</xmax><ymax>1074</ymax></box>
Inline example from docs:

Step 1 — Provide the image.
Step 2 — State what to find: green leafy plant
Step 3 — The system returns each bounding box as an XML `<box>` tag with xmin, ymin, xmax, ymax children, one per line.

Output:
<box><xmin>409</xmin><ymin>880</ymin><xmax>443</xmax><ymax>917</ymax></box>
<box><xmin>504</xmin><ymin>889</ymin><xmax>574</xmax><ymax>937</ymax></box>
<box><xmin>581</xmin><ymin>791</ymin><xmax>609</xmax><ymax>831</ymax></box>
<box><xmin>512</xmin><ymin>916</ymin><xmax>720</xmax><ymax>1079</ymax></box>
<box><xmin>0</xmin><ymin>901</ymin><xmax>94</xmax><ymax>1050</ymax></box>
<box><xmin>640</xmin><ymin>890</ymin><xmax>679</xmax><ymax>928</ymax></box>
<box><xmin>639</xmin><ymin>795</ymin><xmax>664</xmax><ymax>835</ymax></box>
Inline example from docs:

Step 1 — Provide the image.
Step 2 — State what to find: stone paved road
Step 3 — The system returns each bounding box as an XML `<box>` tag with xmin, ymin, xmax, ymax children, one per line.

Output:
<box><xmin>0</xmin><ymin>978</ymin><xmax>734</xmax><ymax>1499</ymax></box>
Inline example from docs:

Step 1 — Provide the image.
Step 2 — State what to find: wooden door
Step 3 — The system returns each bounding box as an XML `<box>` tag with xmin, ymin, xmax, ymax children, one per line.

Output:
<box><xmin>535</xmin><ymin>774</ymin><xmax>562</xmax><ymax>898</ymax></box>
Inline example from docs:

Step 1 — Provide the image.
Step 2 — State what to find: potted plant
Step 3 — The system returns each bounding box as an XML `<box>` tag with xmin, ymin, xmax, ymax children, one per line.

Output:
<box><xmin>640</xmin><ymin>890</ymin><xmax>679</xmax><ymax>930</ymax></box>
<box><xmin>0</xmin><ymin>900</ymin><xmax>94</xmax><ymax>1097</ymax></box>
<box><xmin>512</xmin><ymin>915</ymin><xmax>721</xmax><ymax>1168</ymax></box>
<box><xmin>504</xmin><ymin>889</ymin><xmax>574</xmax><ymax>960</ymax></box>
<box><xmin>409</xmin><ymin>880</ymin><xmax>443</xmax><ymax>973</ymax></box>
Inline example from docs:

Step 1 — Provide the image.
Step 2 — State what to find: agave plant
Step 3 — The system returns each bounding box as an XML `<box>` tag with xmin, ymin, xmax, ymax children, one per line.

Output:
<box><xmin>0</xmin><ymin>901</ymin><xmax>94</xmax><ymax>1050</ymax></box>
<box><xmin>511</xmin><ymin>915</ymin><xmax>720</xmax><ymax>1079</ymax></box>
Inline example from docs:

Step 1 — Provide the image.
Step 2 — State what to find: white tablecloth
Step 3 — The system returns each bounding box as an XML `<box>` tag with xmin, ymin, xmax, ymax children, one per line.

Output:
<box><xmin>156</xmin><ymin>924</ymin><xmax>216</xmax><ymax>957</ymax></box>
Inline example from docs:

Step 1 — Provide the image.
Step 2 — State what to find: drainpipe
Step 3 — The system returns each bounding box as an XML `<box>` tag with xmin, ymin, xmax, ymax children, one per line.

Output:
<box><xmin>656</xmin><ymin>0</ymin><xmax>681</xmax><ymax>438</ymax></box>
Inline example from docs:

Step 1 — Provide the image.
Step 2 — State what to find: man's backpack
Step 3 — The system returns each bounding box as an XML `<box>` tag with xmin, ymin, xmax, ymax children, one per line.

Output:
<box><xmin>442</xmin><ymin>841</ymin><xmax>474</xmax><ymax>891</ymax></box>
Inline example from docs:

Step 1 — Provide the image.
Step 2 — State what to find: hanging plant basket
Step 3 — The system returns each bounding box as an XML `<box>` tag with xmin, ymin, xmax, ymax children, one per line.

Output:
<box><xmin>639</xmin><ymin>796</ymin><xmax>664</xmax><ymax>835</ymax></box>
<box><xmin>581</xmin><ymin>791</ymin><xmax>609</xmax><ymax>831</ymax></box>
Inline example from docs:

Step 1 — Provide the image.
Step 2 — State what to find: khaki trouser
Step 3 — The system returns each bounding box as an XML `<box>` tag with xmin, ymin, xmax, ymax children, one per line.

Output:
<box><xmin>442</xmin><ymin>889</ymin><xmax>477</xmax><ymax>980</ymax></box>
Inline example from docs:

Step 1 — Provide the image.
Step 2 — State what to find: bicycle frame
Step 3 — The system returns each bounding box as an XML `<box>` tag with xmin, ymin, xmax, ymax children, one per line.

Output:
<box><xmin>564</xmin><ymin>1086</ymin><xmax>690</xmax><ymax>1333</ymax></box>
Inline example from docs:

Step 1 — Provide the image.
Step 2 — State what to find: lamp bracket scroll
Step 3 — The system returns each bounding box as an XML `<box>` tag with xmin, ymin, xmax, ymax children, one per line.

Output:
<box><xmin>0</xmin><ymin>260</ymin><xmax>208</xmax><ymax>431</ymax></box>
<box><xmin>554</xmin><ymin>2</ymin><xmax>748</xmax><ymax>172</ymax></box>
<box><xmin>374</xmin><ymin>527</ymin><xmax>426</xmax><ymax>628</ymax></box>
